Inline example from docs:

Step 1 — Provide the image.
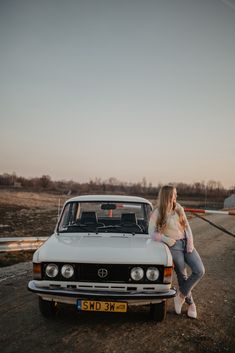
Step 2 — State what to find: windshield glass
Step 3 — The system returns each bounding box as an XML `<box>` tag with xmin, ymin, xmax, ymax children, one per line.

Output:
<box><xmin>57</xmin><ymin>201</ymin><xmax>151</xmax><ymax>234</ymax></box>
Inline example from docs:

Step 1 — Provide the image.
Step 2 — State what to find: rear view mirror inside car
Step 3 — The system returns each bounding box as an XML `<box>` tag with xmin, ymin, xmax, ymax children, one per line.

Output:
<box><xmin>101</xmin><ymin>203</ymin><xmax>117</xmax><ymax>210</ymax></box>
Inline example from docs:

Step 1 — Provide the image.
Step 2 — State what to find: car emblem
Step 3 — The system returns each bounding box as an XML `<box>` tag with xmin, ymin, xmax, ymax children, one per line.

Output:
<box><xmin>97</xmin><ymin>268</ymin><xmax>108</xmax><ymax>278</ymax></box>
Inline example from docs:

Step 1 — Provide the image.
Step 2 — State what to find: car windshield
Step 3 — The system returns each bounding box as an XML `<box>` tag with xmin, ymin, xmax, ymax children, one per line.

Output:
<box><xmin>57</xmin><ymin>201</ymin><xmax>152</xmax><ymax>234</ymax></box>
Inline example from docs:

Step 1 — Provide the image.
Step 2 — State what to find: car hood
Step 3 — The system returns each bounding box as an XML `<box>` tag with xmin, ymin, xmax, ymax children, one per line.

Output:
<box><xmin>34</xmin><ymin>233</ymin><xmax>172</xmax><ymax>266</ymax></box>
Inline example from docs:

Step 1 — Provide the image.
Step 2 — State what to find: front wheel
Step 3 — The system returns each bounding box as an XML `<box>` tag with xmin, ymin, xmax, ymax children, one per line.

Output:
<box><xmin>38</xmin><ymin>297</ymin><xmax>57</xmax><ymax>318</ymax></box>
<box><xmin>150</xmin><ymin>301</ymin><xmax>167</xmax><ymax>322</ymax></box>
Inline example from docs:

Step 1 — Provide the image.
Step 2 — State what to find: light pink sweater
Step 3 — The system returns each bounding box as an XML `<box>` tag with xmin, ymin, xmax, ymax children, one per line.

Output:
<box><xmin>148</xmin><ymin>203</ymin><xmax>194</xmax><ymax>253</ymax></box>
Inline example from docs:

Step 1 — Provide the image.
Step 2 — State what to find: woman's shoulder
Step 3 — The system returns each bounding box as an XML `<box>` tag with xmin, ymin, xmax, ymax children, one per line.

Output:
<box><xmin>152</xmin><ymin>207</ymin><xmax>159</xmax><ymax>214</ymax></box>
<box><xmin>151</xmin><ymin>208</ymin><xmax>159</xmax><ymax>217</ymax></box>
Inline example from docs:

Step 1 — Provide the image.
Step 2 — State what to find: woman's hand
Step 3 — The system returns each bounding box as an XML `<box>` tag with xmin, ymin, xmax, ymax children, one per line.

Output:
<box><xmin>162</xmin><ymin>235</ymin><xmax>176</xmax><ymax>247</ymax></box>
<box><xmin>186</xmin><ymin>237</ymin><xmax>194</xmax><ymax>253</ymax></box>
<box><xmin>152</xmin><ymin>232</ymin><xmax>176</xmax><ymax>247</ymax></box>
<box><xmin>152</xmin><ymin>232</ymin><xmax>163</xmax><ymax>242</ymax></box>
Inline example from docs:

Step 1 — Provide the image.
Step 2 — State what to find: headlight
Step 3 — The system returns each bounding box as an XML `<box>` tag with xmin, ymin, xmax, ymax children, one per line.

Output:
<box><xmin>146</xmin><ymin>267</ymin><xmax>159</xmax><ymax>281</ymax></box>
<box><xmin>61</xmin><ymin>264</ymin><xmax>74</xmax><ymax>279</ymax></box>
<box><xmin>130</xmin><ymin>267</ymin><xmax>144</xmax><ymax>281</ymax></box>
<box><xmin>45</xmin><ymin>264</ymin><xmax>59</xmax><ymax>278</ymax></box>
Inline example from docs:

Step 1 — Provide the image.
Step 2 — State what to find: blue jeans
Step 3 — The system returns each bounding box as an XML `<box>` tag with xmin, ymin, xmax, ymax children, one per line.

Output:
<box><xmin>169</xmin><ymin>239</ymin><xmax>205</xmax><ymax>305</ymax></box>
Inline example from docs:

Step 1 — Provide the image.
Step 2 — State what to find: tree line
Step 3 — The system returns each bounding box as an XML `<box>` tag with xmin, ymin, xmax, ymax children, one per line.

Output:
<box><xmin>0</xmin><ymin>173</ymin><xmax>234</xmax><ymax>203</ymax></box>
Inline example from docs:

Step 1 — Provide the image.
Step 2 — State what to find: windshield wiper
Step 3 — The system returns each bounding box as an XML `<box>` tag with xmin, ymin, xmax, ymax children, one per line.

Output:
<box><xmin>97</xmin><ymin>225</ymin><xmax>142</xmax><ymax>235</ymax></box>
<box><xmin>96</xmin><ymin>225</ymin><xmax>122</xmax><ymax>230</ymax></box>
<box><xmin>61</xmin><ymin>224</ymin><xmax>99</xmax><ymax>232</ymax></box>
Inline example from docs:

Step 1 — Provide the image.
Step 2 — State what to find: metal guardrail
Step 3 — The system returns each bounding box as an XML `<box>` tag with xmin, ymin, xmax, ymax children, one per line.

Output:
<box><xmin>0</xmin><ymin>237</ymin><xmax>48</xmax><ymax>252</ymax></box>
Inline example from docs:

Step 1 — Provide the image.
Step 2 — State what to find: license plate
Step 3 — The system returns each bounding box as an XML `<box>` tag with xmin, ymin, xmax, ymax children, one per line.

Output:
<box><xmin>77</xmin><ymin>300</ymin><xmax>127</xmax><ymax>313</ymax></box>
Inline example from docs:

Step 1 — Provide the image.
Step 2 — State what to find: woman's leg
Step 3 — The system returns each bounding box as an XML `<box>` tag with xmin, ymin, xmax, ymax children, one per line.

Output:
<box><xmin>170</xmin><ymin>245</ymin><xmax>189</xmax><ymax>314</ymax></box>
<box><xmin>182</xmin><ymin>268</ymin><xmax>194</xmax><ymax>305</ymax></box>
<box><xmin>170</xmin><ymin>246</ymin><xmax>190</xmax><ymax>299</ymax></box>
<box><xmin>170</xmin><ymin>244</ymin><xmax>204</xmax><ymax>300</ymax></box>
<box><xmin>182</xmin><ymin>248</ymin><xmax>205</xmax><ymax>297</ymax></box>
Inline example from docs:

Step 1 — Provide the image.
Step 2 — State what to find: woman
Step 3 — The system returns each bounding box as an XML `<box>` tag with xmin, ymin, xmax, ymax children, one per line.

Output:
<box><xmin>148</xmin><ymin>185</ymin><xmax>205</xmax><ymax>319</ymax></box>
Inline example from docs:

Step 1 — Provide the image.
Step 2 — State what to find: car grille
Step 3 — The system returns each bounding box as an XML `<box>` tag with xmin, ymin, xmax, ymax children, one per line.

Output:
<box><xmin>42</xmin><ymin>263</ymin><xmax>164</xmax><ymax>283</ymax></box>
<box><xmin>79</xmin><ymin>264</ymin><xmax>130</xmax><ymax>282</ymax></box>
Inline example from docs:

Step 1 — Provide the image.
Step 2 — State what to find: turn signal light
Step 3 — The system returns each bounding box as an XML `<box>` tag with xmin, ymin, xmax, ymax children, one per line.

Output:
<box><xmin>33</xmin><ymin>263</ymin><xmax>42</xmax><ymax>279</ymax></box>
<box><xmin>163</xmin><ymin>267</ymin><xmax>173</xmax><ymax>284</ymax></box>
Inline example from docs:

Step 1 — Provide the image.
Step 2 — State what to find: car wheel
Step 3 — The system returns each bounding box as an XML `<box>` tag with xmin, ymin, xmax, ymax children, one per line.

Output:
<box><xmin>38</xmin><ymin>297</ymin><xmax>57</xmax><ymax>318</ymax></box>
<box><xmin>150</xmin><ymin>301</ymin><xmax>167</xmax><ymax>322</ymax></box>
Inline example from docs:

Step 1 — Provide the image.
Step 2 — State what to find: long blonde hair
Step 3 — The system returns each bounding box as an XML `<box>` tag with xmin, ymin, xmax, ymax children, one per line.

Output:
<box><xmin>156</xmin><ymin>185</ymin><xmax>186</xmax><ymax>232</ymax></box>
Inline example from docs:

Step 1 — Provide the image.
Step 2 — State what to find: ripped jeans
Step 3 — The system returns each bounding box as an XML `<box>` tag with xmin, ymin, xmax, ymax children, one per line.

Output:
<box><xmin>169</xmin><ymin>239</ymin><xmax>205</xmax><ymax>304</ymax></box>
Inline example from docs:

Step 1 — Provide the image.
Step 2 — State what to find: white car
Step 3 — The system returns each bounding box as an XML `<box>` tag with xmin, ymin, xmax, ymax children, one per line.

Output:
<box><xmin>28</xmin><ymin>195</ymin><xmax>176</xmax><ymax>322</ymax></box>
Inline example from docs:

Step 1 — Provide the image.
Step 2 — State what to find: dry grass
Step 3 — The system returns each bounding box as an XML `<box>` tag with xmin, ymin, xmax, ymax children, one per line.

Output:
<box><xmin>0</xmin><ymin>190</ymin><xmax>67</xmax><ymax>208</ymax></box>
<box><xmin>0</xmin><ymin>250</ymin><xmax>34</xmax><ymax>267</ymax></box>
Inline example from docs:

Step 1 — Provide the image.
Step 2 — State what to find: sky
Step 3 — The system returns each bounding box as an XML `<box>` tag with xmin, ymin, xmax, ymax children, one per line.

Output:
<box><xmin>1</xmin><ymin>0</ymin><xmax>235</xmax><ymax>188</ymax></box>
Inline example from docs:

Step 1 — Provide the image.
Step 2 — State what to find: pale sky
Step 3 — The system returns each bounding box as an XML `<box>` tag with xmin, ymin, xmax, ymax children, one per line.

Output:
<box><xmin>1</xmin><ymin>0</ymin><xmax>235</xmax><ymax>188</ymax></box>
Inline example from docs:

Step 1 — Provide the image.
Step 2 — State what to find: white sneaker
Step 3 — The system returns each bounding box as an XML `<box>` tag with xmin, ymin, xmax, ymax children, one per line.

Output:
<box><xmin>174</xmin><ymin>292</ymin><xmax>185</xmax><ymax>314</ymax></box>
<box><xmin>187</xmin><ymin>303</ymin><xmax>197</xmax><ymax>319</ymax></box>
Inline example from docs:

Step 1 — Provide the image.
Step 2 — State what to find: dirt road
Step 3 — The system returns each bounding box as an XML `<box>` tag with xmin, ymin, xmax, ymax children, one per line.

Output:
<box><xmin>0</xmin><ymin>212</ymin><xmax>235</xmax><ymax>352</ymax></box>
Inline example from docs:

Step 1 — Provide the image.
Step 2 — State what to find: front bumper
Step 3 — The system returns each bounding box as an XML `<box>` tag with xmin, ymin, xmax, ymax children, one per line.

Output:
<box><xmin>28</xmin><ymin>280</ymin><xmax>176</xmax><ymax>305</ymax></box>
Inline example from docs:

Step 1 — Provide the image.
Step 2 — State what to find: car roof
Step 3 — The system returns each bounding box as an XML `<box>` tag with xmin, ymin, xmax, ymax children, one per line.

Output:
<box><xmin>66</xmin><ymin>194</ymin><xmax>152</xmax><ymax>205</ymax></box>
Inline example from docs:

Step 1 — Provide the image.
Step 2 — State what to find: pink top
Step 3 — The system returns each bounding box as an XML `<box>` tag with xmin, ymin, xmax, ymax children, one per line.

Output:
<box><xmin>148</xmin><ymin>203</ymin><xmax>194</xmax><ymax>253</ymax></box>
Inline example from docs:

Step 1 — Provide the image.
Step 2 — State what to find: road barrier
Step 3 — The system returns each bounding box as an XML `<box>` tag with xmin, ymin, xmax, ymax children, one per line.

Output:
<box><xmin>184</xmin><ymin>208</ymin><xmax>235</xmax><ymax>216</ymax></box>
<box><xmin>184</xmin><ymin>208</ymin><xmax>235</xmax><ymax>237</ymax></box>
<box><xmin>0</xmin><ymin>237</ymin><xmax>48</xmax><ymax>253</ymax></box>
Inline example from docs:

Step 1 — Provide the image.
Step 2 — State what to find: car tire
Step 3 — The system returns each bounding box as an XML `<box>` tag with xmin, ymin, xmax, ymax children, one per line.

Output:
<box><xmin>150</xmin><ymin>301</ymin><xmax>167</xmax><ymax>322</ymax></box>
<box><xmin>38</xmin><ymin>297</ymin><xmax>57</xmax><ymax>318</ymax></box>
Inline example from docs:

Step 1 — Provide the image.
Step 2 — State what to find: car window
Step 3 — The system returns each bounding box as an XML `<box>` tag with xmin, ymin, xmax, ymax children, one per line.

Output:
<box><xmin>57</xmin><ymin>201</ymin><xmax>150</xmax><ymax>234</ymax></box>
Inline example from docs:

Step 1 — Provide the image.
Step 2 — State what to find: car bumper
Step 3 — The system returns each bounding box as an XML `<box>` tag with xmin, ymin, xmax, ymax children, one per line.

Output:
<box><xmin>28</xmin><ymin>280</ymin><xmax>176</xmax><ymax>304</ymax></box>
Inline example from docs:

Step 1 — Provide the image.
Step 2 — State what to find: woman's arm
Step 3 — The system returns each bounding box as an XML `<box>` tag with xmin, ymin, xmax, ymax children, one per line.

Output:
<box><xmin>182</xmin><ymin>208</ymin><xmax>194</xmax><ymax>253</ymax></box>
<box><xmin>148</xmin><ymin>209</ymin><xmax>176</xmax><ymax>247</ymax></box>
<box><xmin>148</xmin><ymin>209</ymin><xmax>158</xmax><ymax>239</ymax></box>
